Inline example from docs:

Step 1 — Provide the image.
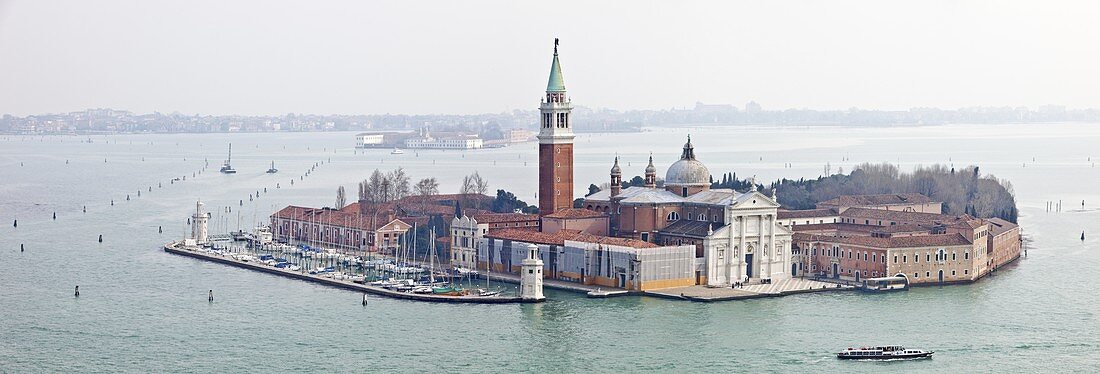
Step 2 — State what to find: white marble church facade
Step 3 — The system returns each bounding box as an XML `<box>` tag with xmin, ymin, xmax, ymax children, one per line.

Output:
<box><xmin>701</xmin><ymin>190</ymin><xmax>793</xmax><ymax>286</ymax></box>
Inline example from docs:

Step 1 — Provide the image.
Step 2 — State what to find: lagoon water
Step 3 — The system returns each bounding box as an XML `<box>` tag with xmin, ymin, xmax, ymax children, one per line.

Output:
<box><xmin>1</xmin><ymin>123</ymin><xmax>1098</xmax><ymax>372</ymax></box>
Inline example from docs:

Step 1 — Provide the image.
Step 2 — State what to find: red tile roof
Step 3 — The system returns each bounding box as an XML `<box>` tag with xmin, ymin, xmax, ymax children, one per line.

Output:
<box><xmin>471</xmin><ymin>213</ymin><xmax>540</xmax><ymax>224</ymax></box>
<box><xmin>486</xmin><ymin>228</ymin><xmax>657</xmax><ymax>248</ymax></box>
<box><xmin>543</xmin><ymin>208</ymin><xmax>607</xmax><ymax>219</ymax></box>
<box><xmin>272</xmin><ymin>205</ymin><xmax>404</xmax><ymax>231</ymax></box>
<box><xmin>840</xmin><ymin>207</ymin><xmax>953</xmax><ymax>223</ymax></box>
<box><xmin>819</xmin><ymin>193</ymin><xmax>935</xmax><ymax>207</ymax></box>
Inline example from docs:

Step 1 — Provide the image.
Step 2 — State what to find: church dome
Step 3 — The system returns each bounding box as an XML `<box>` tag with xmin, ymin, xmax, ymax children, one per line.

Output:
<box><xmin>665</xmin><ymin>136</ymin><xmax>710</xmax><ymax>186</ymax></box>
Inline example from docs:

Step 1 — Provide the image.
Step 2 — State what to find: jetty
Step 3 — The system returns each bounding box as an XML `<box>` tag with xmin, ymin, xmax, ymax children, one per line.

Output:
<box><xmin>163</xmin><ymin>241</ymin><xmax>536</xmax><ymax>304</ymax></box>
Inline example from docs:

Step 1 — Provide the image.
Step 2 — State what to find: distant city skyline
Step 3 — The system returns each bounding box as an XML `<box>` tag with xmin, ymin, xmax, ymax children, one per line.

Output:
<box><xmin>2</xmin><ymin>1</ymin><xmax>1099</xmax><ymax>116</ymax></box>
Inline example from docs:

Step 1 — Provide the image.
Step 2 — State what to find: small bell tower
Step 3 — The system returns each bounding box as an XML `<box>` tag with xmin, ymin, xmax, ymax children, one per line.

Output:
<box><xmin>520</xmin><ymin>243</ymin><xmax>545</xmax><ymax>301</ymax></box>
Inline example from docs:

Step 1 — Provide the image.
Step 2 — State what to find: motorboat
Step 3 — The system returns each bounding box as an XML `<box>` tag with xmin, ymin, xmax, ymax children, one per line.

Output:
<box><xmin>390</xmin><ymin>147</ymin><xmax>405</xmax><ymax>155</ymax></box>
<box><xmin>837</xmin><ymin>346</ymin><xmax>933</xmax><ymax>360</ymax></box>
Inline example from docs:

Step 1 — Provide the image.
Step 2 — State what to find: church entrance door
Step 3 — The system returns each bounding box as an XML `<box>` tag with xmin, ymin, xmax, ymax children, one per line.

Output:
<box><xmin>832</xmin><ymin>263</ymin><xmax>839</xmax><ymax>279</ymax></box>
<box><xmin>745</xmin><ymin>254</ymin><xmax>754</xmax><ymax>279</ymax></box>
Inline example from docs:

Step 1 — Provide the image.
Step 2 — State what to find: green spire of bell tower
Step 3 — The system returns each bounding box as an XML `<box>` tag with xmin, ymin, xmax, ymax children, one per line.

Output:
<box><xmin>546</xmin><ymin>38</ymin><xmax>566</xmax><ymax>92</ymax></box>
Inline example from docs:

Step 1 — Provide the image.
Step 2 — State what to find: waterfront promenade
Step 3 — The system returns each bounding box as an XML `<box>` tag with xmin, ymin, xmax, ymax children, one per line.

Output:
<box><xmin>646</xmin><ymin>278</ymin><xmax>853</xmax><ymax>301</ymax></box>
<box><xmin>164</xmin><ymin>241</ymin><xmax>537</xmax><ymax>304</ymax></box>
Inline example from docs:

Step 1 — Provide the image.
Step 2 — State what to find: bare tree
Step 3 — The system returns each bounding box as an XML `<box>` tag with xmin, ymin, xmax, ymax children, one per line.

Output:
<box><xmin>389</xmin><ymin>167</ymin><xmax>410</xmax><ymax>200</ymax></box>
<box><xmin>472</xmin><ymin>172</ymin><xmax>489</xmax><ymax>196</ymax></box>
<box><xmin>335</xmin><ymin>186</ymin><xmax>347</xmax><ymax>209</ymax></box>
<box><xmin>415</xmin><ymin>177</ymin><xmax>439</xmax><ymax>196</ymax></box>
<box><xmin>366</xmin><ymin>169</ymin><xmax>386</xmax><ymax>203</ymax></box>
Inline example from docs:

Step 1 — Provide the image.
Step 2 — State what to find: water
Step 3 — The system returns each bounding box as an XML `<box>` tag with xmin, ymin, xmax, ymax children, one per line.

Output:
<box><xmin>1</xmin><ymin>123</ymin><xmax>1098</xmax><ymax>372</ymax></box>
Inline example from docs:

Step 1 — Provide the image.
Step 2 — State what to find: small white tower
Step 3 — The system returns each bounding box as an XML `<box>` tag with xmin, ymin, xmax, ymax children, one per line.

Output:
<box><xmin>191</xmin><ymin>200</ymin><xmax>209</xmax><ymax>244</ymax></box>
<box><xmin>520</xmin><ymin>243</ymin><xmax>545</xmax><ymax>301</ymax></box>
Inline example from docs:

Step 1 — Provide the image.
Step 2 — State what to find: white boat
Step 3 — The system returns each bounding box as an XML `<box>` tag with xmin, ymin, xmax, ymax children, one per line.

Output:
<box><xmin>837</xmin><ymin>346</ymin><xmax>933</xmax><ymax>360</ymax></box>
<box><xmin>411</xmin><ymin>286</ymin><xmax>433</xmax><ymax>294</ymax></box>
<box><xmin>390</xmin><ymin>148</ymin><xmax>405</xmax><ymax>155</ymax></box>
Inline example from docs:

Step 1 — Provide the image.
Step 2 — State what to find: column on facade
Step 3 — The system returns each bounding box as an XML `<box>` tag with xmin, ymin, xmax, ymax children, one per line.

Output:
<box><xmin>737</xmin><ymin>214</ymin><xmax>746</xmax><ymax>282</ymax></box>
<box><xmin>769</xmin><ymin>213</ymin><xmax>776</xmax><ymax>279</ymax></box>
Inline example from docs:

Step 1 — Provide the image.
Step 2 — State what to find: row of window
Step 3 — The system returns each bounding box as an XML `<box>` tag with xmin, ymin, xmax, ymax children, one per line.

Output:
<box><xmin>893</xmin><ymin>249</ymin><xmax>968</xmax><ymax>264</ymax></box>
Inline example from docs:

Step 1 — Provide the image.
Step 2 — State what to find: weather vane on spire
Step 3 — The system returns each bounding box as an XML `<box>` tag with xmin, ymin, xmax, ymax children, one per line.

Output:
<box><xmin>554</xmin><ymin>38</ymin><xmax>559</xmax><ymax>54</ymax></box>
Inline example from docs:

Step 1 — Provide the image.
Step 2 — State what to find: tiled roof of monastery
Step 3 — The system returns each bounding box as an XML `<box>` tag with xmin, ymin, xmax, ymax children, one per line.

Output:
<box><xmin>778</xmin><ymin>208</ymin><xmax>838</xmax><ymax>219</ymax></box>
<box><xmin>987</xmin><ymin>218</ymin><xmax>1019</xmax><ymax>236</ymax></box>
<box><xmin>840</xmin><ymin>207</ymin><xmax>953</xmax><ymax>223</ymax></box>
<box><xmin>819</xmin><ymin>193</ymin><xmax>935</xmax><ymax>207</ymax></box>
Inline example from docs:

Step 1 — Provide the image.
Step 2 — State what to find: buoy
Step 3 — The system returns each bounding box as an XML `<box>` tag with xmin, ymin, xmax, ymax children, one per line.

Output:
<box><xmin>239</xmin><ymin>200</ymin><xmax>243</xmax><ymax>206</ymax></box>
<box><xmin>53</xmin><ymin>212</ymin><xmax>56</xmax><ymax>220</ymax></box>
<box><xmin>83</xmin><ymin>206</ymin><xmax>86</xmax><ymax>213</ymax></box>
<box><xmin>13</xmin><ymin>219</ymin><xmax>17</xmax><ymax>227</ymax></box>
<box><xmin>362</xmin><ymin>294</ymin><xmax>368</xmax><ymax>306</ymax></box>
<box><xmin>126</xmin><ymin>195</ymin><xmax>130</xmax><ymax>201</ymax></box>
<box><xmin>187</xmin><ymin>218</ymin><xmax>191</xmax><ymax>225</ymax></box>
<box><xmin>75</xmin><ymin>286</ymin><xmax>80</xmax><ymax>297</ymax></box>
<box><xmin>21</xmin><ymin>244</ymin><xmax>24</xmax><ymax>252</ymax></box>
<box><xmin>208</xmin><ymin>290</ymin><xmax>214</xmax><ymax>302</ymax></box>
<box><xmin>159</xmin><ymin>226</ymin><xmax>163</xmax><ymax>234</ymax></box>
<box><xmin>111</xmin><ymin>200</ymin><xmax>114</xmax><ymax>206</ymax></box>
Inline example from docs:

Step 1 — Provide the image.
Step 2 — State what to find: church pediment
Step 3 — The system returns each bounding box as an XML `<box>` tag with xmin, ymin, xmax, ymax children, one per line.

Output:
<box><xmin>729</xmin><ymin>191</ymin><xmax>780</xmax><ymax>209</ymax></box>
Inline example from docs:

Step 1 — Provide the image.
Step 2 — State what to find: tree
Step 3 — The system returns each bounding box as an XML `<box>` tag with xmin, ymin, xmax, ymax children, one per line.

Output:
<box><xmin>365</xmin><ymin>169</ymin><xmax>386</xmax><ymax>203</ymax></box>
<box><xmin>460</xmin><ymin>171</ymin><xmax>489</xmax><ymax>209</ymax></box>
<box><xmin>335</xmin><ymin>186</ymin><xmax>346</xmax><ymax>209</ymax></box>
<box><xmin>491</xmin><ymin>189</ymin><xmax>535</xmax><ymax>214</ymax></box>
<box><xmin>389</xmin><ymin>167</ymin><xmax>410</xmax><ymax>200</ymax></box>
<box><xmin>587</xmin><ymin>183</ymin><xmax>601</xmax><ymax>196</ymax></box>
<box><xmin>415</xmin><ymin>177</ymin><xmax>439</xmax><ymax>196</ymax></box>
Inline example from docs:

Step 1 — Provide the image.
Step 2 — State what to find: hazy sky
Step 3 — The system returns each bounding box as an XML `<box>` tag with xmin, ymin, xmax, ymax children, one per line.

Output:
<box><xmin>2</xmin><ymin>0</ymin><xmax>1099</xmax><ymax>116</ymax></box>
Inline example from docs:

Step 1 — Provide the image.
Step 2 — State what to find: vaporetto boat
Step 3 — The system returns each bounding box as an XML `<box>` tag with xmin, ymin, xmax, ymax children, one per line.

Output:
<box><xmin>837</xmin><ymin>346</ymin><xmax>933</xmax><ymax>360</ymax></box>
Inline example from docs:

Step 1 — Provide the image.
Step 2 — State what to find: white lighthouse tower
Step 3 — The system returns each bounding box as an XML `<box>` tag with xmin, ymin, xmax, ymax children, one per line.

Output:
<box><xmin>191</xmin><ymin>200</ymin><xmax>209</xmax><ymax>245</ymax></box>
<box><xmin>520</xmin><ymin>243</ymin><xmax>545</xmax><ymax>301</ymax></box>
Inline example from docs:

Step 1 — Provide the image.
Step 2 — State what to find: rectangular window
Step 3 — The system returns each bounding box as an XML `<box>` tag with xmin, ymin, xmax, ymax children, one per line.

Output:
<box><xmin>894</xmin><ymin>255</ymin><xmax>898</xmax><ymax>263</ymax></box>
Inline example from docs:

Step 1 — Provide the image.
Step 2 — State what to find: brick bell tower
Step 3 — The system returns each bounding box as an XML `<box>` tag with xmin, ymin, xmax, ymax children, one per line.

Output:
<box><xmin>538</xmin><ymin>38</ymin><xmax>575</xmax><ymax>215</ymax></box>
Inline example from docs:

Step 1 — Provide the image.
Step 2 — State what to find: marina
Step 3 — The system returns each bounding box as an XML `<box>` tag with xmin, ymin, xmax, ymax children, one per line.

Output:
<box><xmin>162</xmin><ymin>241</ymin><xmax>532</xmax><ymax>304</ymax></box>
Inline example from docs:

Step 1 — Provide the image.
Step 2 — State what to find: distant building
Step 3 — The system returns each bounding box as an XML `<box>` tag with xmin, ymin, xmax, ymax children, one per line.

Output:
<box><xmin>355</xmin><ymin>133</ymin><xmax>385</xmax><ymax>148</ymax></box>
<box><xmin>404</xmin><ymin>129</ymin><xmax>484</xmax><ymax>149</ymax></box>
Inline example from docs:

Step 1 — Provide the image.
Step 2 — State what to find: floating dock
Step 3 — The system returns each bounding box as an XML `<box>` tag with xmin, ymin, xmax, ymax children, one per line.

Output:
<box><xmin>163</xmin><ymin>241</ymin><xmax>537</xmax><ymax>304</ymax></box>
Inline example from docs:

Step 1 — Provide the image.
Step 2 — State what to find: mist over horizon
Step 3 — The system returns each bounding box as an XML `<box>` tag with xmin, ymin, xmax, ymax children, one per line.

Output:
<box><xmin>2</xmin><ymin>0</ymin><xmax>1099</xmax><ymax>116</ymax></box>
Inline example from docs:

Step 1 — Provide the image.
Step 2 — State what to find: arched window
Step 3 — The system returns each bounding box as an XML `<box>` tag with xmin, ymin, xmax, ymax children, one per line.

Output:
<box><xmin>667</xmin><ymin>212</ymin><xmax>680</xmax><ymax>221</ymax></box>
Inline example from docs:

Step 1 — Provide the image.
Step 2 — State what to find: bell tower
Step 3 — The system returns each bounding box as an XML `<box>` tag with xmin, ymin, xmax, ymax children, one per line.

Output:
<box><xmin>538</xmin><ymin>38</ymin><xmax>575</xmax><ymax>215</ymax></box>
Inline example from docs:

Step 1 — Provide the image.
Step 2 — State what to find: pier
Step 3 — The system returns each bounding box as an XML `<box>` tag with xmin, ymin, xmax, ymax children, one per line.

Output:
<box><xmin>645</xmin><ymin>278</ymin><xmax>854</xmax><ymax>302</ymax></box>
<box><xmin>163</xmin><ymin>241</ymin><xmax>537</xmax><ymax>304</ymax></box>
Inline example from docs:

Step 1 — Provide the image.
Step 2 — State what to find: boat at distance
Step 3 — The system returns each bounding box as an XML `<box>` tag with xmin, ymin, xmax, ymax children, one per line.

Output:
<box><xmin>220</xmin><ymin>143</ymin><xmax>237</xmax><ymax>174</ymax></box>
<box><xmin>837</xmin><ymin>346</ymin><xmax>933</xmax><ymax>360</ymax></box>
<box><xmin>390</xmin><ymin>147</ymin><xmax>405</xmax><ymax>155</ymax></box>
<box><xmin>266</xmin><ymin>160</ymin><xmax>278</xmax><ymax>174</ymax></box>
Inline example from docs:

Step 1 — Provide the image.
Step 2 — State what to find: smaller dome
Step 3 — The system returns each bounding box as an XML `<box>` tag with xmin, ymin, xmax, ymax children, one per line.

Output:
<box><xmin>610</xmin><ymin>157</ymin><xmax>622</xmax><ymax>174</ymax></box>
<box><xmin>645</xmin><ymin>155</ymin><xmax>656</xmax><ymax>173</ymax></box>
